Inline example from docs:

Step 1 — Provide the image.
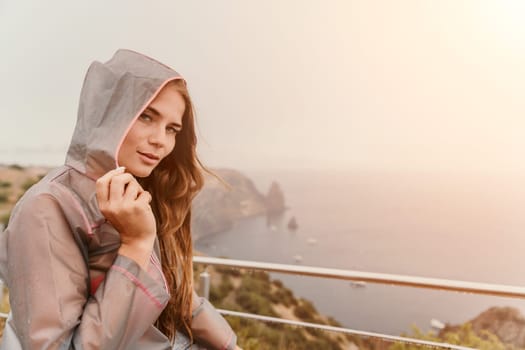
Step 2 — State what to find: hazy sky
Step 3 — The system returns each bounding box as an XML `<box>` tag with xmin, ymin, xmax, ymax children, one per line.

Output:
<box><xmin>1</xmin><ymin>1</ymin><xmax>524</xmax><ymax>173</ymax></box>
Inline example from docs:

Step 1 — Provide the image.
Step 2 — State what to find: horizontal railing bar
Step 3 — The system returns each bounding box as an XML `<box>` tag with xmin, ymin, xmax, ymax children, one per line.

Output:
<box><xmin>0</xmin><ymin>309</ymin><xmax>473</xmax><ymax>349</ymax></box>
<box><xmin>193</xmin><ymin>256</ymin><xmax>525</xmax><ymax>298</ymax></box>
<box><xmin>218</xmin><ymin>309</ymin><xmax>475</xmax><ymax>350</ymax></box>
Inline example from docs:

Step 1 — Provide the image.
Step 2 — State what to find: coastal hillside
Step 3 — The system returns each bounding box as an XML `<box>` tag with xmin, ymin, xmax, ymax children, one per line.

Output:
<box><xmin>439</xmin><ymin>306</ymin><xmax>525</xmax><ymax>349</ymax></box>
<box><xmin>197</xmin><ymin>262</ymin><xmax>525</xmax><ymax>349</ymax></box>
<box><xmin>193</xmin><ymin>262</ymin><xmax>363</xmax><ymax>350</ymax></box>
<box><xmin>389</xmin><ymin>307</ymin><xmax>525</xmax><ymax>350</ymax></box>
<box><xmin>0</xmin><ymin>165</ymin><xmax>287</xmax><ymax>236</ymax></box>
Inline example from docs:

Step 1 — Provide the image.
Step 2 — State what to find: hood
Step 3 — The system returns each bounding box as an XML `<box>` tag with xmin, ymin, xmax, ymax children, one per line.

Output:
<box><xmin>65</xmin><ymin>49</ymin><xmax>184</xmax><ymax>179</ymax></box>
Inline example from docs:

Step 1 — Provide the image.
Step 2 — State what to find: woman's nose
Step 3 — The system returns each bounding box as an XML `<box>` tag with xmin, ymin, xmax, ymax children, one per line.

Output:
<box><xmin>148</xmin><ymin>127</ymin><xmax>168</xmax><ymax>147</ymax></box>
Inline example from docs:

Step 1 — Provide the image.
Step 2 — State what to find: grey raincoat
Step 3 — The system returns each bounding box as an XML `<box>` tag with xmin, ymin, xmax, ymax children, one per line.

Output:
<box><xmin>0</xmin><ymin>49</ymin><xmax>237</xmax><ymax>350</ymax></box>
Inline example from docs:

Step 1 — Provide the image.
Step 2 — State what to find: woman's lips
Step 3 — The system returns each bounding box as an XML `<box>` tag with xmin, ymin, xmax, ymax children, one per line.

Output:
<box><xmin>137</xmin><ymin>151</ymin><xmax>160</xmax><ymax>165</ymax></box>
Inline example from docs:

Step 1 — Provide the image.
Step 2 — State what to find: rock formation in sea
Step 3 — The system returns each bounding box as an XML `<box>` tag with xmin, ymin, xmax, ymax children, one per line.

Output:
<box><xmin>264</xmin><ymin>181</ymin><xmax>286</xmax><ymax>214</ymax></box>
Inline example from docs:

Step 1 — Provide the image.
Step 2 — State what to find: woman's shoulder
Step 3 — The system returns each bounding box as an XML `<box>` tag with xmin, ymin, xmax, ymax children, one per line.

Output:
<box><xmin>5</xmin><ymin>166</ymin><xmax>97</xmax><ymax>243</ymax></box>
<box><xmin>9</xmin><ymin>166</ymin><xmax>91</xmax><ymax>220</ymax></box>
<box><xmin>13</xmin><ymin>166</ymin><xmax>67</xmax><ymax>203</ymax></box>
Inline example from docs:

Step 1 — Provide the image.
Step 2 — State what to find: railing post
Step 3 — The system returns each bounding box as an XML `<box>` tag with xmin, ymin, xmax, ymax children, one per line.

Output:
<box><xmin>199</xmin><ymin>268</ymin><xmax>210</xmax><ymax>300</ymax></box>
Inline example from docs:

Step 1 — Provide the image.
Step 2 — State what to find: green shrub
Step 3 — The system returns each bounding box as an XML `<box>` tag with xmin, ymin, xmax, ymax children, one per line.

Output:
<box><xmin>271</xmin><ymin>279</ymin><xmax>283</xmax><ymax>288</ymax></box>
<box><xmin>209</xmin><ymin>287</ymin><xmax>222</xmax><ymax>304</ymax></box>
<box><xmin>327</xmin><ymin>316</ymin><xmax>342</xmax><ymax>327</ymax></box>
<box><xmin>308</xmin><ymin>337</ymin><xmax>342</xmax><ymax>350</ymax></box>
<box><xmin>0</xmin><ymin>181</ymin><xmax>11</xmax><ymax>188</ymax></box>
<box><xmin>215</xmin><ymin>265</ymin><xmax>241</xmax><ymax>277</ymax></box>
<box><xmin>225</xmin><ymin>315</ymin><xmax>332</xmax><ymax>350</ymax></box>
<box><xmin>0</xmin><ymin>211</ymin><xmax>10</xmax><ymax>226</ymax></box>
<box><xmin>271</xmin><ymin>285</ymin><xmax>296</xmax><ymax>307</ymax></box>
<box><xmin>235</xmin><ymin>289</ymin><xmax>277</xmax><ymax>317</ymax></box>
<box><xmin>22</xmin><ymin>178</ymin><xmax>39</xmax><ymax>191</ymax></box>
<box><xmin>209</xmin><ymin>274</ymin><xmax>234</xmax><ymax>304</ymax></box>
<box><xmin>293</xmin><ymin>298</ymin><xmax>319</xmax><ymax>323</ymax></box>
<box><xmin>241</xmin><ymin>274</ymin><xmax>273</xmax><ymax>300</ymax></box>
<box><xmin>0</xmin><ymin>193</ymin><xmax>8</xmax><ymax>203</ymax></box>
<box><xmin>7</xmin><ymin>164</ymin><xmax>23</xmax><ymax>170</ymax></box>
<box><xmin>251</xmin><ymin>270</ymin><xmax>270</xmax><ymax>282</ymax></box>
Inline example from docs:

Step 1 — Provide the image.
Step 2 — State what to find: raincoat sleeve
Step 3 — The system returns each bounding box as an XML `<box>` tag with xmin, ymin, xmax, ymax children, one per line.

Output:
<box><xmin>190</xmin><ymin>290</ymin><xmax>237</xmax><ymax>350</ymax></box>
<box><xmin>6</xmin><ymin>193</ymin><xmax>170</xmax><ymax>350</ymax></box>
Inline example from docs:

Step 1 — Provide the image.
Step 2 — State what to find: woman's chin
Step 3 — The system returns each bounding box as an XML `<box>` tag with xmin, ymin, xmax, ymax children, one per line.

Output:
<box><xmin>126</xmin><ymin>165</ymin><xmax>154</xmax><ymax>178</ymax></box>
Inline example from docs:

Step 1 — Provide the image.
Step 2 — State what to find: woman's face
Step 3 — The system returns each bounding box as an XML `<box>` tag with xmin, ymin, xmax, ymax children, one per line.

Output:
<box><xmin>117</xmin><ymin>84</ymin><xmax>185</xmax><ymax>177</ymax></box>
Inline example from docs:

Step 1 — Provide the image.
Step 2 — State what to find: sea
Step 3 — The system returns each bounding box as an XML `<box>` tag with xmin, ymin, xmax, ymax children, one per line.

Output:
<box><xmin>194</xmin><ymin>168</ymin><xmax>525</xmax><ymax>336</ymax></box>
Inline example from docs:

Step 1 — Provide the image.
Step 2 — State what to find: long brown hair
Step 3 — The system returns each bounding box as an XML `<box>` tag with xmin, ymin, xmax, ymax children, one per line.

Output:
<box><xmin>139</xmin><ymin>79</ymin><xmax>205</xmax><ymax>341</ymax></box>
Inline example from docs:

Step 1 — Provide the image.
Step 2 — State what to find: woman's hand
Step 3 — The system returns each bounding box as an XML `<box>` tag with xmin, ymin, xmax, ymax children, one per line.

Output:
<box><xmin>96</xmin><ymin>167</ymin><xmax>156</xmax><ymax>268</ymax></box>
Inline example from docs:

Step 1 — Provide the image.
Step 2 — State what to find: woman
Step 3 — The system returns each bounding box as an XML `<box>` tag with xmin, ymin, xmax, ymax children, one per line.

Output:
<box><xmin>0</xmin><ymin>49</ymin><xmax>240</xmax><ymax>350</ymax></box>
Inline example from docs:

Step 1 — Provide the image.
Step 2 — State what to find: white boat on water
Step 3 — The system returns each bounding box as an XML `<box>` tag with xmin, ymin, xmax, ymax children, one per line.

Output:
<box><xmin>430</xmin><ymin>318</ymin><xmax>445</xmax><ymax>330</ymax></box>
<box><xmin>349</xmin><ymin>281</ymin><xmax>367</xmax><ymax>288</ymax></box>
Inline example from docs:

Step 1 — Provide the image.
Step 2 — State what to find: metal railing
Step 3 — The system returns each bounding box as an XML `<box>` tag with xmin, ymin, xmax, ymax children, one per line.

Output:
<box><xmin>1</xmin><ymin>258</ymin><xmax>522</xmax><ymax>349</ymax></box>
<box><xmin>194</xmin><ymin>256</ymin><xmax>525</xmax><ymax>298</ymax></box>
<box><xmin>194</xmin><ymin>255</ymin><xmax>525</xmax><ymax>349</ymax></box>
<box><xmin>216</xmin><ymin>309</ymin><xmax>475</xmax><ymax>349</ymax></box>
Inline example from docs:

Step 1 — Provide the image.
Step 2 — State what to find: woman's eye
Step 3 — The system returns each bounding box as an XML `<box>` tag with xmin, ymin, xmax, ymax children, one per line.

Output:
<box><xmin>167</xmin><ymin>126</ymin><xmax>178</xmax><ymax>134</ymax></box>
<box><xmin>139</xmin><ymin>113</ymin><xmax>152</xmax><ymax>122</ymax></box>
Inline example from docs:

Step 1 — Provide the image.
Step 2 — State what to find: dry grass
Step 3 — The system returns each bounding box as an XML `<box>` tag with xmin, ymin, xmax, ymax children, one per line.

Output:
<box><xmin>0</xmin><ymin>286</ymin><xmax>10</xmax><ymax>339</ymax></box>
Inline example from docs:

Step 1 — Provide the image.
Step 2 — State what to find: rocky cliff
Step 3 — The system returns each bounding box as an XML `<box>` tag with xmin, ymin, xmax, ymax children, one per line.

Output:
<box><xmin>191</xmin><ymin>168</ymin><xmax>286</xmax><ymax>239</ymax></box>
<box><xmin>440</xmin><ymin>306</ymin><xmax>525</xmax><ymax>348</ymax></box>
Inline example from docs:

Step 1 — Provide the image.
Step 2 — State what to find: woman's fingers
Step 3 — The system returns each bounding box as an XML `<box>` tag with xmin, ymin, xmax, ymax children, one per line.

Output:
<box><xmin>96</xmin><ymin>167</ymin><xmax>126</xmax><ymax>203</ymax></box>
<box><xmin>109</xmin><ymin>173</ymin><xmax>136</xmax><ymax>201</ymax></box>
<box><xmin>136</xmin><ymin>190</ymin><xmax>152</xmax><ymax>205</ymax></box>
<box><xmin>96</xmin><ymin>167</ymin><xmax>145</xmax><ymax>208</ymax></box>
<box><xmin>123</xmin><ymin>179</ymin><xmax>142</xmax><ymax>201</ymax></box>
<box><xmin>96</xmin><ymin>168</ymin><xmax>156</xmax><ymax>240</ymax></box>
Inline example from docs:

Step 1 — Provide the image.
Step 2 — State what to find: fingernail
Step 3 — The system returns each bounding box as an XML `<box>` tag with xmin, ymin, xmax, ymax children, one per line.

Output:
<box><xmin>116</xmin><ymin>166</ymin><xmax>126</xmax><ymax>172</ymax></box>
